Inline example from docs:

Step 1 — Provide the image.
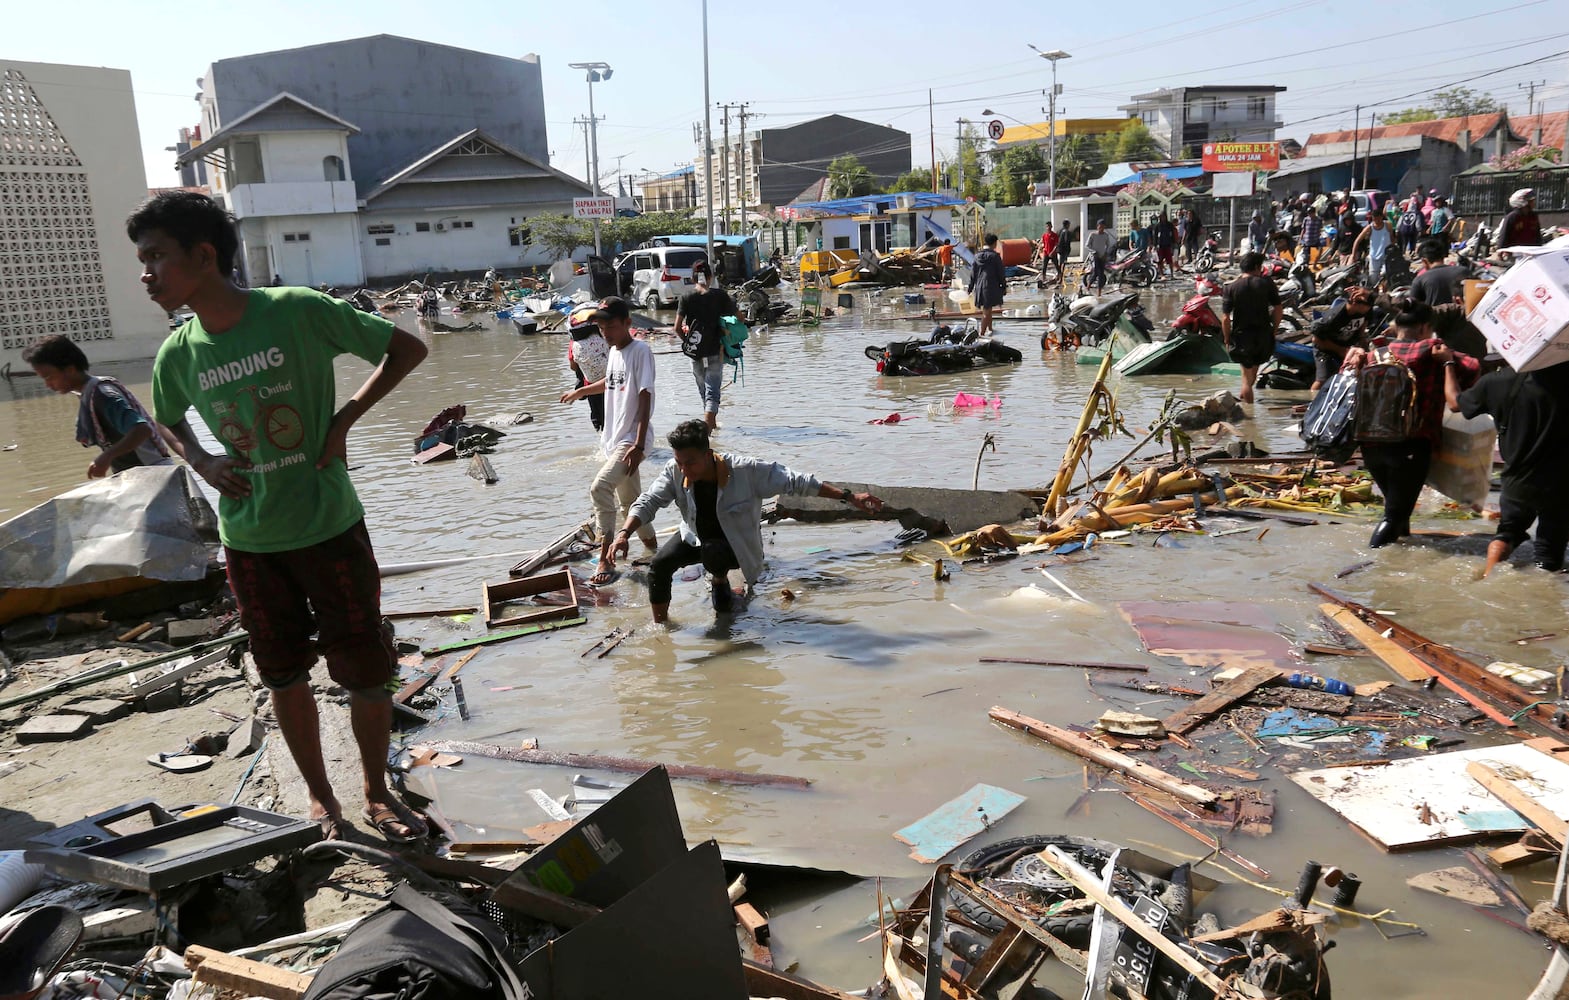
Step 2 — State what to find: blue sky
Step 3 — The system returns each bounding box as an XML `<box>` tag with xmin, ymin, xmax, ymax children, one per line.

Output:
<box><xmin>14</xmin><ymin>0</ymin><xmax>1569</xmax><ymax>190</ymax></box>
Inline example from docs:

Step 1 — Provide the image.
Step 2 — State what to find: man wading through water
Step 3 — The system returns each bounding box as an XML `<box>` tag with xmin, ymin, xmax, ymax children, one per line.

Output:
<box><xmin>614</xmin><ymin>420</ymin><xmax>883</xmax><ymax>623</ymax></box>
<box><xmin>134</xmin><ymin>191</ymin><xmax>429</xmax><ymax>844</ymax></box>
<box><xmin>675</xmin><ymin>270</ymin><xmax>736</xmax><ymax>432</ymax></box>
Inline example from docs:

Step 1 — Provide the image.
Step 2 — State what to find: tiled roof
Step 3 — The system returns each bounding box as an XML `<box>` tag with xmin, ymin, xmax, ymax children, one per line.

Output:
<box><xmin>1510</xmin><ymin>111</ymin><xmax>1568</xmax><ymax>153</ymax></box>
<box><xmin>1305</xmin><ymin>112</ymin><xmax>1508</xmax><ymax>149</ymax></box>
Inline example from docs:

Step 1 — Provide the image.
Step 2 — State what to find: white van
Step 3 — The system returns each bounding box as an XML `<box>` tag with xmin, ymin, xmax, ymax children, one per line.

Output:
<box><xmin>614</xmin><ymin>245</ymin><xmax>708</xmax><ymax>310</ymax></box>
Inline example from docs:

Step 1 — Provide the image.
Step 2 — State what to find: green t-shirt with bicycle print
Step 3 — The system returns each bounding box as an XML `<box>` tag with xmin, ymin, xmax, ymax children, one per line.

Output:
<box><xmin>152</xmin><ymin>287</ymin><xmax>395</xmax><ymax>553</ymax></box>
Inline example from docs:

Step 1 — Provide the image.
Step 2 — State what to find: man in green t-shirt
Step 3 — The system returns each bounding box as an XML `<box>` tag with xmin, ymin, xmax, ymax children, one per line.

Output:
<box><xmin>133</xmin><ymin>191</ymin><xmax>429</xmax><ymax>844</ymax></box>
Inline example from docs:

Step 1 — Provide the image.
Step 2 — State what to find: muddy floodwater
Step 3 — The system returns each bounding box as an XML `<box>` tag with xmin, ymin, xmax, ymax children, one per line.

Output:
<box><xmin>2</xmin><ymin>287</ymin><xmax>1566</xmax><ymax>997</ymax></box>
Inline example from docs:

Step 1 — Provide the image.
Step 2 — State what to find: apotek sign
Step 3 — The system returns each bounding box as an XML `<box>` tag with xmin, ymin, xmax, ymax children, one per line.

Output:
<box><xmin>1201</xmin><ymin>142</ymin><xmax>1280</xmax><ymax>172</ymax></box>
<box><xmin>573</xmin><ymin>196</ymin><xmax>616</xmax><ymax>220</ymax></box>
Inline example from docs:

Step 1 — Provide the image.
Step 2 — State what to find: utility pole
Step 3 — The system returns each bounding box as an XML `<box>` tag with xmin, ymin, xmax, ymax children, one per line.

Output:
<box><xmin>928</xmin><ymin>90</ymin><xmax>937</xmax><ymax>192</ymax></box>
<box><xmin>955</xmin><ymin>118</ymin><xmax>968</xmax><ymax>195</ymax></box>
<box><xmin>1351</xmin><ymin>105</ymin><xmax>1360</xmax><ymax>195</ymax></box>
<box><xmin>718</xmin><ymin>103</ymin><xmax>732</xmax><ymax>236</ymax></box>
<box><xmin>574</xmin><ymin>116</ymin><xmax>592</xmax><ymax>192</ymax></box>
<box><xmin>702</xmin><ymin>0</ymin><xmax>714</xmax><ymax>268</ymax></box>
<box><xmin>735</xmin><ymin>102</ymin><xmax>752</xmax><ymax>223</ymax></box>
<box><xmin>1520</xmin><ymin>80</ymin><xmax>1546</xmax><ymax>117</ymax></box>
<box><xmin>1362</xmin><ymin>113</ymin><xmax>1376</xmax><ymax>190</ymax></box>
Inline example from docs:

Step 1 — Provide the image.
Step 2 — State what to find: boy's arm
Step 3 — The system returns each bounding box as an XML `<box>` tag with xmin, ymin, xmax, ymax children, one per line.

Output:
<box><xmin>163</xmin><ymin>417</ymin><xmax>253</xmax><ymax>499</ymax></box>
<box><xmin>87</xmin><ymin>424</ymin><xmax>154</xmax><ymax>478</ymax></box>
<box><xmin>317</xmin><ymin>326</ymin><xmax>428</xmax><ymax>470</ymax></box>
<box><xmin>626</xmin><ymin>388</ymin><xmax>652</xmax><ymax>470</ymax></box>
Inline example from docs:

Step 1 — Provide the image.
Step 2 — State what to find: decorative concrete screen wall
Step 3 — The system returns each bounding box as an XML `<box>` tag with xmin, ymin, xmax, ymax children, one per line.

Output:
<box><xmin>0</xmin><ymin>67</ymin><xmax>112</xmax><ymax>352</ymax></box>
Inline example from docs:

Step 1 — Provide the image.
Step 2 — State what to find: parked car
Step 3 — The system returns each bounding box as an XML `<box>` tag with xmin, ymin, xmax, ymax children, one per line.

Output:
<box><xmin>614</xmin><ymin>245</ymin><xmax>708</xmax><ymax>309</ymax></box>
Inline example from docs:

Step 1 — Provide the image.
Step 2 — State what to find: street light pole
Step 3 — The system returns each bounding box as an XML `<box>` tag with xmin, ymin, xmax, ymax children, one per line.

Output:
<box><xmin>570</xmin><ymin>61</ymin><xmax>614</xmax><ymax>258</ymax></box>
<box><xmin>702</xmin><ymin>0</ymin><xmax>715</xmax><ymax>269</ymax></box>
<box><xmin>1030</xmin><ymin>46</ymin><xmax>1071</xmax><ymax>200</ymax></box>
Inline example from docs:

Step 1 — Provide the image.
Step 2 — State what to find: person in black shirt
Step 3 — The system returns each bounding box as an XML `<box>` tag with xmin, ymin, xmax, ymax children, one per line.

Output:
<box><xmin>1221</xmin><ymin>251</ymin><xmax>1282</xmax><ymax>404</ymax></box>
<box><xmin>676</xmin><ymin>273</ymin><xmax>737</xmax><ymax>432</ymax></box>
<box><xmin>1409</xmin><ymin>239</ymin><xmax>1466</xmax><ymax>306</ymax></box>
<box><xmin>1451</xmin><ymin>362</ymin><xmax>1569</xmax><ymax>575</ymax></box>
<box><xmin>1309</xmin><ymin>287</ymin><xmax>1381</xmax><ymax>390</ymax></box>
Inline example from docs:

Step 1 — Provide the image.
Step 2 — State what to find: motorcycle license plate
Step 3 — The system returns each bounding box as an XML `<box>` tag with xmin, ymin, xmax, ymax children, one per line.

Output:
<box><xmin>1110</xmin><ymin>894</ymin><xmax>1169</xmax><ymax>995</ymax></box>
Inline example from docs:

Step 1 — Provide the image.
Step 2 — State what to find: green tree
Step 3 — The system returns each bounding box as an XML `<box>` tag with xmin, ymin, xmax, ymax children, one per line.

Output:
<box><xmin>1052</xmin><ymin>133</ymin><xmax>1107</xmax><ymax>189</ymax></box>
<box><xmin>604</xmin><ymin>210</ymin><xmax>705</xmax><ymax>250</ymax></box>
<box><xmin>1100</xmin><ymin>120</ymin><xmax>1162</xmax><ymax>164</ymax></box>
<box><xmin>524</xmin><ymin>214</ymin><xmax>590</xmax><ymax>259</ymax></box>
<box><xmin>988</xmin><ymin>143</ymin><xmax>1048</xmax><ymax>206</ymax></box>
<box><xmin>888</xmin><ymin>167</ymin><xmax>933</xmax><ymax>193</ymax></box>
<box><xmin>1381</xmin><ymin>107</ymin><xmax>1437</xmax><ymax>124</ymax></box>
<box><xmin>1382</xmin><ymin>87</ymin><xmax>1500</xmax><ymax>125</ymax></box>
<box><xmin>957</xmin><ymin>126</ymin><xmax>985</xmax><ymax>201</ymax></box>
<box><xmin>827</xmin><ymin>154</ymin><xmax>876</xmax><ymax>198</ymax></box>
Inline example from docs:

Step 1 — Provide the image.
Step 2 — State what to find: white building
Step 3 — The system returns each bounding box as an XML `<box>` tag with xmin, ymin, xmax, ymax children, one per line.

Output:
<box><xmin>1118</xmin><ymin>86</ymin><xmax>1286</xmax><ymax>157</ymax></box>
<box><xmin>0</xmin><ymin>60</ymin><xmax>170</xmax><ymax>367</ymax></box>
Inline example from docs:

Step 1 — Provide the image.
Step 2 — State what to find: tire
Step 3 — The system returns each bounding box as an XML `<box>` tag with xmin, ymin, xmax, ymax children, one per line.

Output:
<box><xmin>950</xmin><ymin>834</ymin><xmax>1123</xmax><ymax>945</ymax></box>
<box><xmin>865</xmin><ymin>345</ymin><xmax>886</xmax><ymax>361</ymax></box>
<box><xmin>1194</xmin><ymin>252</ymin><xmax>1214</xmax><ymax>273</ymax></box>
<box><xmin>1131</xmin><ymin>265</ymin><xmax>1154</xmax><ymax>287</ymax></box>
<box><xmin>1280</xmin><ymin>312</ymin><xmax>1304</xmax><ymax>333</ymax></box>
<box><xmin>644</xmin><ymin>291</ymin><xmax>661</xmax><ymax>311</ymax></box>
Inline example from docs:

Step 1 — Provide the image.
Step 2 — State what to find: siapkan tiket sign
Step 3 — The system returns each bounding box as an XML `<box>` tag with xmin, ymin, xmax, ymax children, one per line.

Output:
<box><xmin>1201</xmin><ymin>142</ymin><xmax>1280</xmax><ymax>172</ymax></box>
<box><xmin>572</xmin><ymin>196</ymin><xmax>616</xmax><ymax>220</ymax></box>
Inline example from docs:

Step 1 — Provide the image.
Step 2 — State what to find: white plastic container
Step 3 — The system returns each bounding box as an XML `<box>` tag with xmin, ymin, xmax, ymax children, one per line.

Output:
<box><xmin>0</xmin><ymin>850</ymin><xmax>46</xmax><ymax>915</ymax></box>
<box><xmin>1428</xmin><ymin>410</ymin><xmax>1496</xmax><ymax>506</ymax></box>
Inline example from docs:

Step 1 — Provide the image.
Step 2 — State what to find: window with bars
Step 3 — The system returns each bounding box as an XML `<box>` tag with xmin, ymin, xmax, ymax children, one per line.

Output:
<box><xmin>282</xmin><ymin>232</ymin><xmax>311</xmax><ymax>243</ymax></box>
<box><xmin>367</xmin><ymin>224</ymin><xmax>394</xmax><ymax>235</ymax></box>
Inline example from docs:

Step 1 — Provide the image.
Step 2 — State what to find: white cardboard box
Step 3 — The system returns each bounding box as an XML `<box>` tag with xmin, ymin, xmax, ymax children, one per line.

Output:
<box><xmin>1469</xmin><ymin>249</ymin><xmax>1569</xmax><ymax>372</ymax></box>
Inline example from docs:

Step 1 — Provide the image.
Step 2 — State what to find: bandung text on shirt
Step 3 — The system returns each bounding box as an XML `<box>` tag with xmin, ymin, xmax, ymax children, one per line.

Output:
<box><xmin>197</xmin><ymin>347</ymin><xmax>286</xmax><ymax>391</ymax></box>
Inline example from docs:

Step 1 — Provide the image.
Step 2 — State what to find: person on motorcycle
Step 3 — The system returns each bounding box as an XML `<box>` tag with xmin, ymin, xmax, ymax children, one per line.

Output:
<box><xmin>1309</xmin><ymin>286</ymin><xmax>1379</xmax><ymax>391</ymax></box>
<box><xmin>1153</xmin><ymin>213</ymin><xmax>1178</xmax><ymax>279</ymax></box>
<box><xmin>1496</xmin><ymin>188</ymin><xmax>1543</xmax><ymax>249</ymax></box>
<box><xmin>1220</xmin><ymin>251</ymin><xmax>1282</xmax><ymax>405</ymax></box>
<box><xmin>968</xmin><ymin>233</ymin><xmax>1007</xmax><ymax>335</ymax></box>
<box><xmin>1084</xmin><ymin>221</ymin><xmax>1114</xmax><ymax>293</ymax></box>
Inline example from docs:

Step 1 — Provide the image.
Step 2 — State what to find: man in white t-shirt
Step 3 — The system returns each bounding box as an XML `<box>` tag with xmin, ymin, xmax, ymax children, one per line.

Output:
<box><xmin>559</xmin><ymin>296</ymin><xmax>658</xmax><ymax>584</ymax></box>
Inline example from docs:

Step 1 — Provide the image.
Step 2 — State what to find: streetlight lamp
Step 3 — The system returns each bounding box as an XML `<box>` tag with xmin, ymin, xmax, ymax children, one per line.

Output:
<box><xmin>1028</xmin><ymin>46</ymin><xmax>1071</xmax><ymax>200</ymax></box>
<box><xmin>568</xmin><ymin>60</ymin><xmax>613</xmax><ymax>256</ymax></box>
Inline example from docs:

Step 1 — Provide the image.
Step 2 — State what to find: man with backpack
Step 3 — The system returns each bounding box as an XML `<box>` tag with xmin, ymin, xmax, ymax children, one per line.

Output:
<box><xmin>1341</xmin><ymin>300</ymin><xmax>1479</xmax><ymax>548</ymax></box>
<box><xmin>676</xmin><ymin>271</ymin><xmax>737</xmax><ymax>432</ymax></box>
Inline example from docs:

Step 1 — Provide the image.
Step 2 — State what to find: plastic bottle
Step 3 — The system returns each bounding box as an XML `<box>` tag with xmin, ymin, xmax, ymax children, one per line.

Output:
<box><xmin>1287</xmin><ymin>672</ymin><xmax>1353</xmax><ymax>696</ymax></box>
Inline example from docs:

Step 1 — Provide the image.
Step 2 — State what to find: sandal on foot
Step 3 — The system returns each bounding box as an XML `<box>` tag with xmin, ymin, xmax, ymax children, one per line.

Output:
<box><xmin>316</xmin><ymin>814</ymin><xmax>349</xmax><ymax>841</ymax></box>
<box><xmin>362</xmin><ymin>805</ymin><xmax>428</xmax><ymax>844</ymax></box>
<box><xmin>589</xmin><ymin>569</ymin><xmax>620</xmax><ymax>587</ymax></box>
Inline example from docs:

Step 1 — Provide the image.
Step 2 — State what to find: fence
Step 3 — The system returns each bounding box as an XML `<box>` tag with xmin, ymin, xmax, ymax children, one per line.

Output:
<box><xmin>1452</xmin><ymin>164</ymin><xmax>1569</xmax><ymax>217</ymax></box>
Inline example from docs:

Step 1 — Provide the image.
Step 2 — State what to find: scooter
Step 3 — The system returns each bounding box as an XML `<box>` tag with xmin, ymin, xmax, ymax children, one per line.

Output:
<box><xmin>1171</xmin><ymin>274</ymin><xmax>1224</xmax><ymax>336</ymax></box>
<box><xmin>1191</xmin><ymin>230</ymin><xmax>1223</xmax><ymax>274</ymax></box>
<box><xmin>866</xmin><ymin>321</ymin><xmax>1024</xmax><ymax>376</ymax></box>
<box><xmin>1103</xmin><ymin>247</ymin><xmax>1155</xmax><ymax>288</ymax></box>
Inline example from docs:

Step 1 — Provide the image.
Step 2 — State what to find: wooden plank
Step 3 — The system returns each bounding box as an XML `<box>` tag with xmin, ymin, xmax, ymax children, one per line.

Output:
<box><xmin>1032</xmin><ymin>848</ymin><xmax>1238</xmax><ymax>998</ymax></box>
<box><xmin>1320</xmin><ymin>605</ymin><xmax>1430</xmax><ymax>681</ymax></box>
<box><xmin>741</xmin><ymin>960</ymin><xmax>863</xmax><ymax>1000</ymax></box>
<box><xmin>988</xmin><ymin>706</ymin><xmax>1218</xmax><ymax>808</ymax></box>
<box><xmin>420</xmin><ymin>616</ymin><xmax>586</xmax><ymax>655</ymax></box>
<box><xmin>185</xmin><ymin>945</ymin><xmax>313</xmax><ymax>1000</ymax></box>
<box><xmin>427</xmin><ymin>739</ymin><xmax>811</xmax><ymax>788</ymax></box>
<box><xmin>735</xmin><ymin>901</ymin><xmax>770</xmax><ymax>944</ymax></box>
<box><xmin>1488</xmin><ymin>837</ymin><xmax>1558</xmax><ymax>869</ymax></box>
<box><xmin>1467</xmin><ymin>761</ymin><xmax>1569</xmax><ymax>844</ymax></box>
<box><xmin>1162</xmin><ymin>666</ymin><xmax>1282</xmax><ymax>735</ymax></box>
<box><xmin>383</xmin><ymin>607</ymin><xmax>479</xmax><ymax>620</ymax></box>
<box><xmin>127</xmin><ymin>647</ymin><xmax>232</xmax><ymax>698</ymax></box>
<box><xmin>1125</xmin><ymin>793</ymin><xmax>1270</xmax><ymax>879</ymax></box>
<box><xmin>948</xmin><ymin>874</ymin><xmax>1089</xmax><ymax>976</ymax></box>
<box><xmin>979</xmin><ymin>657</ymin><xmax>1149</xmax><ymax>672</ymax></box>
<box><xmin>442</xmin><ymin>648</ymin><xmax>481</xmax><ymax>681</ymax></box>
<box><xmin>892</xmin><ymin>783</ymin><xmax>1026</xmax><ymax>863</ymax></box>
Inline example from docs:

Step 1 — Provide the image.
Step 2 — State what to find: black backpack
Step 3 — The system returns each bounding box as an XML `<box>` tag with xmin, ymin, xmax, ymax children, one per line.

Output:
<box><xmin>302</xmin><ymin>884</ymin><xmax>528</xmax><ymax>1000</ymax></box>
<box><xmin>1301</xmin><ymin>370</ymin><xmax>1358</xmax><ymax>461</ymax></box>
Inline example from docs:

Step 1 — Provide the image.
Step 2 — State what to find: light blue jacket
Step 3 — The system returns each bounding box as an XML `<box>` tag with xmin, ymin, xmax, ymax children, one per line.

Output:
<box><xmin>629</xmin><ymin>452</ymin><xmax>822</xmax><ymax>584</ymax></box>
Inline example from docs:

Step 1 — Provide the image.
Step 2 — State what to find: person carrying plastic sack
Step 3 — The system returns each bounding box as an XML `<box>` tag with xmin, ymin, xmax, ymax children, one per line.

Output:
<box><xmin>1449</xmin><ymin>361</ymin><xmax>1569</xmax><ymax>576</ymax></box>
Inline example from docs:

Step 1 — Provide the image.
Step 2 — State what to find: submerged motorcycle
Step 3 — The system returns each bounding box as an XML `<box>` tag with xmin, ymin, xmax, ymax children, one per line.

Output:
<box><xmin>866</xmin><ymin>320</ymin><xmax>1024</xmax><ymax>376</ymax></box>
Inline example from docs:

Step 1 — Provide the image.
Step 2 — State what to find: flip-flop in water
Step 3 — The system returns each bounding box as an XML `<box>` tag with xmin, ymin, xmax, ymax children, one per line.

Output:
<box><xmin>146</xmin><ymin>752</ymin><xmax>213</xmax><ymax>773</ymax></box>
<box><xmin>361</xmin><ymin>805</ymin><xmax>428</xmax><ymax>845</ymax></box>
<box><xmin>589</xmin><ymin>569</ymin><xmax>621</xmax><ymax>586</ymax></box>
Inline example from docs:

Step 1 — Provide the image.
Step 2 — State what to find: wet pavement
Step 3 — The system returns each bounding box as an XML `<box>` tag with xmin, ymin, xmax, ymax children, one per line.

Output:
<box><xmin>1</xmin><ymin>283</ymin><xmax>1564</xmax><ymax>995</ymax></box>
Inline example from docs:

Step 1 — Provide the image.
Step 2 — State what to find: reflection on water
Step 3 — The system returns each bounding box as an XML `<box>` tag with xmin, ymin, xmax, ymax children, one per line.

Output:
<box><xmin>2</xmin><ymin>294</ymin><xmax>1563</xmax><ymax>995</ymax></box>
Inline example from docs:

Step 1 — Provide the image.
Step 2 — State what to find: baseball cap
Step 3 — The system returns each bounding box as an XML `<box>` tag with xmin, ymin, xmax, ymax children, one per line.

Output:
<box><xmin>588</xmin><ymin>296</ymin><xmax>630</xmax><ymax>322</ymax></box>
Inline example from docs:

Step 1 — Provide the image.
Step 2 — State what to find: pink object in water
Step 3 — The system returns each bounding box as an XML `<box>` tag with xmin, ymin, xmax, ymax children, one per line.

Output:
<box><xmin>952</xmin><ymin>392</ymin><xmax>987</xmax><ymax>408</ymax></box>
<box><xmin>869</xmin><ymin>412</ymin><xmax>905</xmax><ymax>425</ymax></box>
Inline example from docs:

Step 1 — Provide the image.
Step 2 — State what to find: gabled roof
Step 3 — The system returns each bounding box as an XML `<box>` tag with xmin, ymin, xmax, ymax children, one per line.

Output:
<box><xmin>789</xmin><ymin>177</ymin><xmax>831</xmax><ymax>204</ymax></box>
<box><xmin>362</xmin><ymin>127</ymin><xmax>590</xmax><ymax>201</ymax></box>
<box><xmin>1305</xmin><ymin>112</ymin><xmax>1507</xmax><ymax>149</ymax></box>
<box><xmin>177</xmin><ymin>92</ymin><xmax>357</xmax><ymax>165</ymax></box>
<box><xmin>1510</xmin><ymin>111</ymin><xmax>1568</xmax><ymax>153</ymax></box>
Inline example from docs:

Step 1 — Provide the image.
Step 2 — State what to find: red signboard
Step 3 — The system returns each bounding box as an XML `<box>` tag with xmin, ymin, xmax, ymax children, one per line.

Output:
<box><xmin>1201</xmin><ymin>142</ymin><xmax>1280</xmax><ymax>172</ymax></box>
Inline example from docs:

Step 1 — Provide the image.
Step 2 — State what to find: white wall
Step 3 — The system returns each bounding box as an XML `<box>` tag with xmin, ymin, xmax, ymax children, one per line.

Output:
<box><xmin>359</xmin><ymin>206</ymin><xmax>559</xmax><ymax>280</ymax></box>
<box><xmin>820</xmin><ymin>218</ymin><xmax>858</xmax><ymax>251</ymax></box>
<box><xmin>0</xmin><ymin>60</ymin><xmax>172</xmax><ymax>365</ymax></box>
<box><xmin>256</xmin><ymin>213</ymin><xmax>363</xmax><ymax>287</ymax></box>
<box><xmin>260</xmin><ymin>130</ymin><xmax>350</xmax><ymax>184</ymax></box>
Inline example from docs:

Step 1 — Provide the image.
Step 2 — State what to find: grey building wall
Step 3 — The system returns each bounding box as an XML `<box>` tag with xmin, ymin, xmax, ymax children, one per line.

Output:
<box><xmin>367</xmin><ymin>176</ymin><xmax>589</xmax><ymax>213</ymax></box>
<box><xmin>758</xmin><ymin>115</ymin><xmax>911</xmax><ymax>206</ymax></box>
<box><xmin>208</xmin><ymin>35</ymin><xmax>547</xmax><ymax>195</ymax></box>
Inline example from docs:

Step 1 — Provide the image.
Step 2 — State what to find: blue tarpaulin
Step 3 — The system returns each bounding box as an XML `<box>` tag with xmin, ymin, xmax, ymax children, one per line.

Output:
<box><xmin>893</xmin><ymin>783</ymin><xmax>1026</xmax><ymax>863</ymax></box>
<box><xmin>788</xmin><ymin>191</ymin><xmax>964</xmax><ymax>217</ymax></box>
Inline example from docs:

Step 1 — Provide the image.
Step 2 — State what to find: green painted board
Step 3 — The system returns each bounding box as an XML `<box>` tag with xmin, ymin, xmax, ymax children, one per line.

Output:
<box><xmin>894</xmin><ymin>783</ymin><xmax>1026</xmax><ymax>863</ymax></box>
<box><xmin>422</xmin><ymin>617</ymin><xmax>587</xmax><ymax>655</ymax></box>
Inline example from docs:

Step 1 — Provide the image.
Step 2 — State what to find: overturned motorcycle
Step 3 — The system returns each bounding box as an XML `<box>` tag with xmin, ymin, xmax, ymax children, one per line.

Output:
<box><xmin>866</xmin><ymin>321</ymin><xmax>1024</xmax><ymax>376</ymax></box>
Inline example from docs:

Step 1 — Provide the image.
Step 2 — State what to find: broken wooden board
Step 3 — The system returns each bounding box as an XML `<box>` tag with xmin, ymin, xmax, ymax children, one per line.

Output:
<box><xmin>1320</xmin><ymin>605</ymin><xmax>1430</xmax><ymax>682</ymax></box>
<box><xmin>989</xmin><ymin>707</ymin><xmax>1219</xmax><ymax>808</ymax></box>
<box><xmin>893</xmin><ymin>783</ymin><xmax>1025</xmax><ymax>863</ymax></box>
<box><xmin>1162</xmin><ymin>666</ymin><xmax>1282</xmax><ymax>735</ymax></box>
<box><xmin>1467</xmin><ymin>761</ymin><xmax>1569</xmax><ymax>844</ymax></box>
<box><xmin>185</xmin><ymin>944</ymin><xmax>313</xmax><ymax>1000</ymax></box>
<box><xmin>1290</xmin><ymin>743</ymin><xmax>1569</xmax><ymax>851</ymax></box>
<box><xmin>1406</xmin><ymin>867</ymin><xmax>1503</xmax><ymax>907</ymax></box>
<box><xmin>1118</xmin><ymin>601</ymin><xmax>1298</xmax><ymax>670</ymax></box>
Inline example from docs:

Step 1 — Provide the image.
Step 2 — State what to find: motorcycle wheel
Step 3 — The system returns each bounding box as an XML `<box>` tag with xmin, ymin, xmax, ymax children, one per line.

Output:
<box><xmin>864</xmin><ymin>345</ymin><xmax>886</xmax><ymax>361</ymax></box>
<box><xmin>1131</xmin><ymin>264</ymin><xmax>1154</xmax><ymax>287</ymax></box>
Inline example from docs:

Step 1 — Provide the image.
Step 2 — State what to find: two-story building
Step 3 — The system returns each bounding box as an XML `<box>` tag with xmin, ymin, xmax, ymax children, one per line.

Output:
<box><xmin>176</xmin><ymin>35</ymin><xmax>590</xmax><ymax>286</ymax></box>
<box><xmin>1119</xmin><ymin>86</ymin><xmax>1287</xmax><ymax>157</ymax></box>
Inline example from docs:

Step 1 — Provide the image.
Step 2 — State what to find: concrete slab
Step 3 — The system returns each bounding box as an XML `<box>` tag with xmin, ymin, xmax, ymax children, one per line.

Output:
<box><xmin>17</xmin><ymin>714</ymin><xmax>94</xmax><ymax>743</ymax></box>
<box><xmin>166</xmin><ymin>618</ymin><xmax>219</xmax><ymax>646</ymax></box>
<box><xmin>57</xmin><ymin>698</ymin><xmax>132</xmax><ymax>724</ymax></box>
<box><xmin>768</xmin><ymin>483</ymin><xmax>1039</xmax><ymax>537</ymax></box>
<box><xmin>227</xmin><ymin>716</ymin><xmax>266</xmax><ymax>758</ymax></box>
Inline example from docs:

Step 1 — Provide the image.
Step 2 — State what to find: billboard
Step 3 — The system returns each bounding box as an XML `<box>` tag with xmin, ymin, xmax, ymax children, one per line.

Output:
<box><xmin>1201</xmin><ymin>142</ymin><xmax>1280</xmax><ymax>172</ymax></box>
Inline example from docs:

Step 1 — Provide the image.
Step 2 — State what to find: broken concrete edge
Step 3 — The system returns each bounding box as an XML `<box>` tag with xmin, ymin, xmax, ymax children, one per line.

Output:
<box><xmin>768</xmin><ymin>482</ymin><xmax>1039</xmax><ymax>538</ymax></box>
